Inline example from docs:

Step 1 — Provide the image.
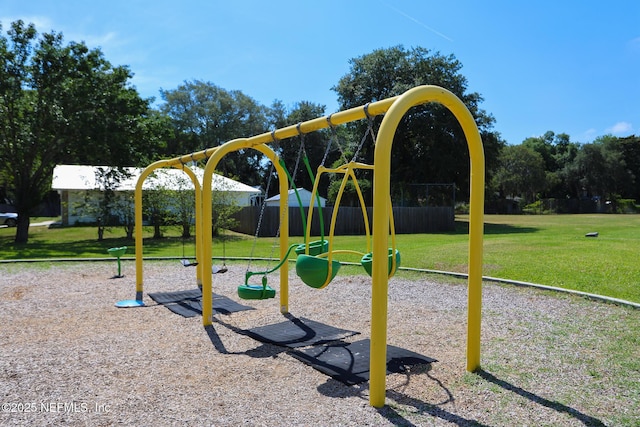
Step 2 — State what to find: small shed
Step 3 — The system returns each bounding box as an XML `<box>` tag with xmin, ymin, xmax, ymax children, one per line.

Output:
<box><xmin>264</xmin><ymin>188</ymin><xmax>326</xmax><ymax>208</ymax></box>
<box><xmin>52</xmin><ymin>165</ymin><xmax>260</xmax><ymax>225</ymax></box>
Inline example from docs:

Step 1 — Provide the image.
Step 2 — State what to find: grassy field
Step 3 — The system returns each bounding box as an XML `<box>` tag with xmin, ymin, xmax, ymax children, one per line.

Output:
<box><xmin>1</xmin><ymin>214</ymin><xmax>639</xmax><ymax>303</ymax></box>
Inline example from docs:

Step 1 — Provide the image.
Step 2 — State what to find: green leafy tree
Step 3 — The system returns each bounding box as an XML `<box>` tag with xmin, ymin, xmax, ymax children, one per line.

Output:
<box><xmin>332</xmin><ymin>45</ymin><xmax>504</xmax><ymax>205</ymax></box>
<box><xmin>522</xmin><ymin>131</ymin><xmax>579</xmax><ymax>198</ymax></box>
<box><xmin>142</xmin><ymin>173</ymin><xmax>174</xmax><ymax>239</ymax></box>
<box><xmin>169</xmin><ymin>177</ymin><xmax>196</xmax><ymax>239</ymax></box>
<box><xmin>113</xmin><ymin>191</ymin><xmax>136</xmax><ymax>240</ymax></box>
<box><xmin>141</xmin><ymin>169</ymin><xmax>241</xmax><ymax>240</ymax></box>
<box><xmin>618</xmin><ymin>135</ymin><xmax>640</xmax><ymax>201</ymax></box>
<box><xmin>159</xmin><ymin>80</ymin><xmax>270</xmax><ymax>186</ymax></box>
<box><xmin>267</xmin><ymin>100</ymin><xmax>337</xmax><ymax>200</ymax></box>
<box><xmin>492</xmin><ymin>145</ymin><xmax>546</xmax><ymax>204</ymax></box>
<box><xmin>564</xmin><ymin>137</ymin><xmax>633</xmax><ymax>207</ymax></box>
<box><xmin>73</xmin><ymin>167</ymin><xmax>133</xmax><ymax>240</ymax></box>
<box><xmin>0</xmin><ymin>20</ymin><xmax>155</xmax><ymax>243</ymax></box>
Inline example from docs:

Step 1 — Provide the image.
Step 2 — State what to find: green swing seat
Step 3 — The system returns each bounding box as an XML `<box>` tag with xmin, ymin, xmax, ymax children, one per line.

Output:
<box><xmin>237</xmin><ymin>276</ymin><xmax>276</xmax><ymax>300</ymax></box>
<box><xmin>237</xmin><ymin>284</ymin><xmax>276</xmax><ymax>300</ymax></box>
<box><xmin>294</xmin><ymin>239</ymin><xmax>329</xmax><ymax>256</ymax></box>
<box><xmin>360</xmin><ymin>248</ymin><xmax>401</xmax><ymax>277</ymax></box>
<box><xmin>295</xmin><ymin>255</ymin><xmax>341</xmax><ymax>289</ymax></box>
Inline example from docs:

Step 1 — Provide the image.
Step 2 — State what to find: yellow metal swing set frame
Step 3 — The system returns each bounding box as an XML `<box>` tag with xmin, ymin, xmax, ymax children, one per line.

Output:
<box><xmin>126</xmin><ymin>85</ymin><xmax>485</xmax><ymax>408</ymax></box>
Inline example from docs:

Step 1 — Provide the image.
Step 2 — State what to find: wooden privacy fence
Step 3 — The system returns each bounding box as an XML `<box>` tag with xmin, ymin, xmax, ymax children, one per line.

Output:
<box><xmin>231</xmin><ymin>206</ymin><xmax>454</xmax><ymax>237</ymax></box>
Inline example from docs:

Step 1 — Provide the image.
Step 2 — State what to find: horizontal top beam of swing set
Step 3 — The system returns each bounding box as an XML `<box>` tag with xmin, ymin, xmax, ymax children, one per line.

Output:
<box><xmin>166</xmin><ymin>95</ymin><xmax>401</xmax><ymax>168</ymax></box>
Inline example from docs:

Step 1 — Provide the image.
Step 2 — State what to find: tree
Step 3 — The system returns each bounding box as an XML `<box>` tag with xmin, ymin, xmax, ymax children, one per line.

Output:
<box><xmin>141</xmin><ymin>172</ymin><xmax>176</xmax><ymax>239</ymax></box>
<box><xmin>332</xmin><ymin>45</ymin><xmax>504</xmax><ymax>205</ymax></box>
<box><xmin>618</xmin><ymin>135</ymin><xmax>640</xmax><ymax>201</ymax></box>
<box><xmin>0</xmin><ymin>20</ymin><xmax>155</xmax><ymax>243</ymax></box>
<box><xmin>492</xmin><ymin>145</ymin><xmax>546</xmax><ymax>204</ymax></box>
<box><xmin>564</xmin><ymin>137</ymin><xmax>633</xmax><ymax>206</ymax></box>
<box><xmin>73</xmin><ymin>167</ymin><xmax>134</xmax><ymax>240</ymax></box>
<box><xmin>169</xmin><ymin>175</ymin><xmax>196</xmax><ymax>239</ymax></box>
<box><xmin>159</xmin><ymin>80</ymin><xmax>271</xmax><ymax>187</ymax></box>
<box><xmin>522</xmin><ymin>131</ymin><xmax>579</xmax><ymax>198</ymax></box>
<box><xmin>267</xmin><ymin>100</ymin><xmax>338</xmax><ymax>200</ymax></box>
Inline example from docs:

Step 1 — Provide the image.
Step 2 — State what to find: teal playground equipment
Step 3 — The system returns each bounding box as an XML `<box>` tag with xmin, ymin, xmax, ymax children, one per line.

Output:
<box><xmin>107</xmin><ymin>246</ymin><xmax>127</xmax><ymax>278</ymax></box>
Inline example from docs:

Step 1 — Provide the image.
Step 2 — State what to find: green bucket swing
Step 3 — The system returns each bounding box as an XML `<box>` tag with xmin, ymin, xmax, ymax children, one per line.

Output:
<box><xmin>360</xmin><ymin>195</ymin><xmax>401</xmax><ymax>278</ymax></box>
<box><xmin>294</xmin><ymin>239</ymin><xmax>328</xmax><ymax>256</ymax></box>
<box><xmin>295</xmin><ymin>115</ymin><xmax>401</xmax><ymax>287</ymax></box>
<box><xmin>295</xmin><ymin>254</ymin><xmax>341</xmax><ymax>289</ymax></box>
<box><xmin>294</xmin><ymin>116</ymin><xmax>369</xmax><ymax>289</ymax></box>
<box><xmin>360</xmin><ymin>248</ymin><xmax>401</xmax><ymax>277</ymax></box>
<box><xmin>237</xmin><ymin>275</ymin><xmax>276</xmax><ymax>300</ymax></box>
<box><xmin>295</xmin><ymin>160</ymin><xmax>369</xmax><ymax>289</ymax></box>
<box><xmin>237</xmin><ymin>242</ymin><xmax>300</xmax><ymax>300</ymax></box>
<box><xmin>237</xmin><ymin>143</ymin><xmax>317</xmax><ymax>300</ymax></box>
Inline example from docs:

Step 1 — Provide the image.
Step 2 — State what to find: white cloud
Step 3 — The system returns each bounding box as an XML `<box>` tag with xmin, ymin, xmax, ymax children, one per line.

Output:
<box><xmin>606</xmin><ymin>121</ymin><xmax>633</xmax><ymax>135</ymax></box>
<box><xmin>0</xmin><ymin>15</ymin><xmax>54</xmax><ymax>32</ymax></box>
<box><xmin>1</xmin><ymin>15</ymin><xmax>122</xmax><ymax>53</ymax></box>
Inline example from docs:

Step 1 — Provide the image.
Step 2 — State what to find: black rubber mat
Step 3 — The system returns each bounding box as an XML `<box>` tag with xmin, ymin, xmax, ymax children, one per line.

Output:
<box><xmin>148</xmin><ymin>289</ymin><xmax>201</xmax><ymax>304</ymax></box>
<box><xmin>148</xmin><ymin>289</ymin><xmax>254</xmax><ymax>318</ymax></box>
<box><xmin>241</xmin><ymin>317</ymin><xmax>359</xmax><ymax>348</ymax></box>
<box><xmin>289</xmin><ymin>339</ymin><xmax>437</xmax><ymax>385</ymax></box>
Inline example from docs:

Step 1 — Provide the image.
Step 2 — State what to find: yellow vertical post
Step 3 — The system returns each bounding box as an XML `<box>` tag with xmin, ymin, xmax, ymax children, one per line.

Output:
<box><xmin>371</xmin><ymin>118</ymin><xmax>393</xmax><ymax>408</ymax></box>
<box><xmin>134</xmin><ymin>160</ymin><xmax>169</xmax><ymax>299</ymax></box>
<box><xmin>201</xmin><ymin>140</ymin><xmax>246</xmax><ymax>326</ymax></box>
<box><xmin>194</xmin><ymin>174</ymin><xmax>204</xmax><ymax>287</ymax></box>
<box><xmin>371</xmin><ymin>85</ymin><xmax>484</xmax><ymax>407</ymax></box>
<box><xmin>278</xmin><ymin>161</ymin><xmax>290</xmax><ymax>314</ymax></box>
<box><xmin>463</xmin><ymin>120</ymin><xmax>485</xmax><ymax>373</ymax></box>
<box><xmin>134</xmin><ymin>174</ymin><xmax>144</xmax><ymax>299</ymax></box>
<box><xmin>201</xmin><ymin>139</ymin><xmax>289</xmax><ymax>325</ymax></box>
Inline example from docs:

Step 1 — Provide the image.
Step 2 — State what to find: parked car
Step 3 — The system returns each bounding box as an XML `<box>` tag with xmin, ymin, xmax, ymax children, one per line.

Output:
<box><xmin>0</xmin><ymin>212</ymin><xmax>18</xmax><ymax>227</ymax></box>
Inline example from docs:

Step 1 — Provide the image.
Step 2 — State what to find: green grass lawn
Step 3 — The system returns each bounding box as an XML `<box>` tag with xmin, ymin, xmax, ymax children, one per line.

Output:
<box><xmin>1</xmin><ymin>214</ymin><xmax>639</xmax><ymax>303</ymax></box>
<box><xmin>399</xmin><ymin>214</ymin><xmax>640</xmax><ymax>303</ymax></box>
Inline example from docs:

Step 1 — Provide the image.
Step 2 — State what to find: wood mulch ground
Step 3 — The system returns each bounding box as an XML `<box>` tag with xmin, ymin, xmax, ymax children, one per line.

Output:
<box><xmin>1</xmin><ymin>261</ymin><xmax>637</xmax><ymax>426</ymax></box>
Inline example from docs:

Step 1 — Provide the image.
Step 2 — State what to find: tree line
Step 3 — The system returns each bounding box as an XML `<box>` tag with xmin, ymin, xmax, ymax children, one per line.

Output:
<box><xmin>492</xmin><ymin>132</ymin><xmax>640</xmax><ymax>213</ymax></box>
<box><xmin>1</xmin><ymin>20</ymin><xmax>636</xmax><ymax>244</ymax></box>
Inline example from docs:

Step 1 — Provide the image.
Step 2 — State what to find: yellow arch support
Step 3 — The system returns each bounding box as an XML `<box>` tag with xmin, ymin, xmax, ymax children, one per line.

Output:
<box><xmin>369</xmin><ymin>85</ymin><xmax>485</xmax><ymax>407</ymax></box>
<box><xmin>200</xmin><ymin>139</ymin><xmax>291</xmax><ymax>324</ymax></box>
<box><xmin>134</xmin><ymin>160</ymin><xmax>205</xmax><ymax>297</ymax></box>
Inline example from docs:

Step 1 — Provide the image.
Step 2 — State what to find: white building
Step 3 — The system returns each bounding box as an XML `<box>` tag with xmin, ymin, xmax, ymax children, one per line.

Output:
<box><xmin>52</xmin><ymin>165</ymin><xmax>261</xmax><ymax>226</ymax></box>
<box><xmin>264</xmin><ymin>188</ymin><xmax>326</xmax><ymax>208</ymax></box>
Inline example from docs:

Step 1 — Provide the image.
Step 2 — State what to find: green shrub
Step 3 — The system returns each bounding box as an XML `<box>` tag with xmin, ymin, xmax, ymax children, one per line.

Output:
<box><xmin>454</xmin><ymin>202</ymin><xmax>469</xmax><ymax>214</ymax></box>
<box><xmin>616</xmin><ymin>198</ymin><xmax>638</xmax><ymax>213</ymax></box>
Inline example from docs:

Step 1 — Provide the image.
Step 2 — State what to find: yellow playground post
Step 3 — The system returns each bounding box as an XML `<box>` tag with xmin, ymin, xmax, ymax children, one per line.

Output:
<box><xmin>370</xmin><ymin>85</ymin><xmax>484</xmax><ymax>407</ymax></box>
<box><xmin>133</xmin><ymin>159</ymin><xmax>207</xmax><ymax>299</ymax></box>
<box><xmin>201</xmin><ymin>139</ymin><xmax>291</xmax><ymax>322</ymax></box>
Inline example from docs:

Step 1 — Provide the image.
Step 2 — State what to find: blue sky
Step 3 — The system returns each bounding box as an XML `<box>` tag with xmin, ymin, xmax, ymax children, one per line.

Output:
<box><xmin>2</xmin><ymin>0</ymin><xmax>639</xmax><ymax>145</ymax></box>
